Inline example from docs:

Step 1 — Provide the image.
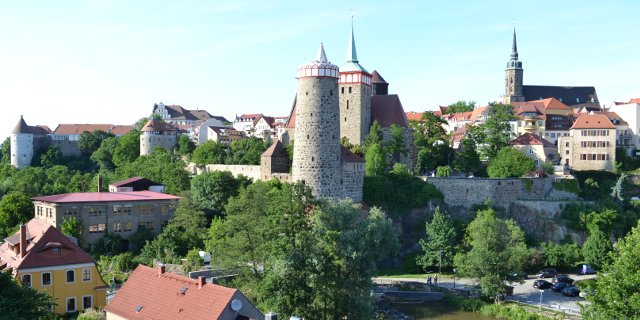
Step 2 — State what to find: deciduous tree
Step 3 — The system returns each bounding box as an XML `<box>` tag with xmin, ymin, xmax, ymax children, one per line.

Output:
<box><xmin>487</xmin><ymin>147</ymin><xmax>535</xmax><ymax>178</ymax></box>
<box><xmin>582</xmin><ymin>227</ymin><xmax>612</xmax><ymax>269</ymax></box>
<box><xmin>418</xmin><ymin>207</ymin><xmax>457</xmax><ymax>270</ymax></box>
<box><xmin>0</xmin><ymin>270</ymin><xmax>56</xmax><ymax>320</ymax></box>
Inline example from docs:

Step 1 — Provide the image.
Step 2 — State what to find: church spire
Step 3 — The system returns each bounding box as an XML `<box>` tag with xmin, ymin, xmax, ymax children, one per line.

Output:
<box><xmin>315</xmin><ymin>43</ymin><xmax>328</xmax><ymax>63</ymax></box>
<box><xmin>346</xmin><ymin>15</ymin><xmax>358</xmax><ymax>63</ymax></box>
<box><xmin>511</xmin><ymin>27</ymin><xmax>518</xmax><ymax>61</ymax></box>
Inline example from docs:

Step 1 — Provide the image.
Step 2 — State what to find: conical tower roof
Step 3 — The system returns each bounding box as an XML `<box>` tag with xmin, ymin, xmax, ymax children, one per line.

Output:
<box><xmin>11</xmin><ymin>116</ymin><xmax>30</xmax><ymax>134</ymax></box>
<box><xmin>371</xmin><ymin>70</ymin><xmax>387</xmax><ymax>84</ymax></box>
<box><xmin>511</xmin><ymin>27</ymin><xmax>519</xmax><ymax>61</ymax></box>
<box><xmin>340</xmin><ymin>18</ymin><xmax>368</xmax><ymax>73</ymax></box>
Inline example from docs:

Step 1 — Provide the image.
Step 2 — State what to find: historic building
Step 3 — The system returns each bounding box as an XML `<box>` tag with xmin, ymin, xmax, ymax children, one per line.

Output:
<box><xmin>510</xmin><ymin>132</ymin><xmax>558</xmax><ymax>167</ymax></box>
<box><xmin>152</xmin><ymin>102</ymin><xmax>228</xmax><ymax>126</ymax></box>
<box><xmin>558</xmin><ymin>113</ymin><xmax>616</xmax><ymax>171</ymax></box>
<box><xmin>608</xmin><ymin>98</ymin><xmax>640</xmax><ymax>150</ymax></box>
<box><xmin>32</xmin><ymin>181</ymin><xmax>181</xmax><ymax>248</ymax></box>
<box><xmin>104</xmin><ymin>265</ymin><xmax>264</xmax><ymax>320</ymax></box>
<box><xmin>503</xmin><ymin>29</ymin><xmax>600</xmax><ymax>111</ymax></box>
<box><xmin>139</xmin><ymin>119</ymin><xmax>182</xmax><ymax>156</ymax></box>
<box><xmin>0</xmin><ymin>219</ymin><xmax>108</xmax><ymax>314</ymax></box>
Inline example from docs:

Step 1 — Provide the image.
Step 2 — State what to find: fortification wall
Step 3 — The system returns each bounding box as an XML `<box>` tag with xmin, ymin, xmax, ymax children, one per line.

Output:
<box><xmin>196</xmin><ymin>164</ymin><xmax>290</xmax><ymax>183</ymax></box>
<box><xmin>51</xmin><ymin>140</ymin><xmax>81</xmax><ymax>157</ymax></box>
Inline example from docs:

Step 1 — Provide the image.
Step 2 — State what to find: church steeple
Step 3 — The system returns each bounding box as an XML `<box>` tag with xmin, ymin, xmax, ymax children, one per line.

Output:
<box><xmin>511</xmin><ymin>27</ymin><xmax>518</xmax><ymax>61</ymax></box>
<box><xmin>504</xmin><ymin>27</ymin><xmax>524</xmax><ymax>104</ymax></box>
<box><xmin>347</xmin><ymin>16</ymin><xmax>358</xmax><ymax>63</ymax></box>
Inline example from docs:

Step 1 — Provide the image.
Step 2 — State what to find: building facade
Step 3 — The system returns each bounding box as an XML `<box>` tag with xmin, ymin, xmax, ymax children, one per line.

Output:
<box><xmin>32</xmin><ymin>191</ymin><xmax>181</xmax><ymax>248</ymax></box>
<box><xmin>0</xmin><ymin>220</ymin><xmax>108</xmax><ymax>314</ymax></box>
<box><xmin>510</xmin><ymin>132</ymin><xmax>558</xmax><ymax>166</ymax></box>
<box><xmin>558</xmin><ymin>113</ymin><xmax>616</xmax><ymax>171</ymax></box>
<box><xmin>609</xmin><ymin>98</ymin><xmax>640</xmax><ymax>150</ymax></box>
<box><xmin>139</xmin><ymin>119</ymin><xmax>181</xmax><ymax>155</ymax></box>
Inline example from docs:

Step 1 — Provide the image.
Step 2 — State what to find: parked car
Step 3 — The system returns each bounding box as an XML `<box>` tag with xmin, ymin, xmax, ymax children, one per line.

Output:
<box><xmin>533</xmin><ymin>280</ymin><xmax>553</xmax><ymax>289</ymax></box>
<box><xmin>551</xmin><ymin>282</ymin><xmax>570</xmax><ymax>292</ymax></box>
<box><xmin>552</xmin><ymin>275</ymin><xmax>574</xmax><ymax>284</ymax></box>
<box><xmin>579</xmin><ymin>287</ymin><xmax>593</xmax><ymax>298</ymax></box>
<box><xmin>577</xmin><ymin>264</ymin><xmax>597</xmax><ymax>275</ymax></box>
<box><xmin>537</xmin><ymin>268</ymin><xmax>558</xmax><ymax>278</ymax></box>
<box><xmin>562</xmin><ymin>286</ymin><xmax>580</xmax><ymax>297</ymax></box>
<box><xmin>507</xmin><ymin>272</ymin><xmax>527</xmax><ymax>281</ymax></box>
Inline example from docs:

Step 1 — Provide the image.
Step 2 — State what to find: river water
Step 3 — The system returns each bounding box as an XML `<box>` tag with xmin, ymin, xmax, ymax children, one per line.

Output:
<box><xmin>391</xmin><ymin>302</ymin><xmax>495</xmax><ymax>320</ymax></box>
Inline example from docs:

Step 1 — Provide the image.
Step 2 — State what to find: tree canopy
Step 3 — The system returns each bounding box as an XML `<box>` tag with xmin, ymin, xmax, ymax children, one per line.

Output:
<box><xmin>418</xmin><ymin>207</ymin><xmax>458</xmax><ymax>270</ymax></box>
<box><xmin>190</xmin><ymin>171</ymin><xmax>252</xmax><ymax>219</ymax></box>
<box><xmin>0</xmin><ymin>270</ymin><xmax>56</xmax><ymax>320</ymax></box>
<box><xmin>444</xmin><ymin>100</ymin><xmax>476</xmax><ymax>114</ymax></box>
<box><xmin>468</xmin><ymin>103</ymin><xmax>516</xmax><ymax>160</ymax></box>
<box><xmin>487</xmin><ymin>147</ymin><xmax>535</xmax><ymax>178</ymax></box>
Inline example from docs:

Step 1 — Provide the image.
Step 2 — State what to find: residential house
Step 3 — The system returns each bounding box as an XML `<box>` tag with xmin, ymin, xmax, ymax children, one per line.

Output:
<box><xmin>191</xmin><ymin>118</ymin><xmax>231</xmax><ymax>145</ymax></box>
<box><xmin>0</xmin><ymin>219</ymin><xmax>108</xmax><ymax>314</ymax></box>
<box><xmin>558</xmin><ymin>113</ymin><xmax>616</xmax><ymax>171</ymax></box>
<box><xmin>32</xmin><ymin>188</ymin><xmax>181</xmax><ymax>249</ymax></box>
<box><xmin>207</xmin><ymin>126</ymin><xmax>244</xmax><ymax>145</ymax></box>
<box><xmin>442</xmin><ymin>111</ymin><xmax>473</xmax><ymax>134</ymax></box>
<box><xmin>252</xmin><ymin>115</ymin><xmax>277</xmax><ymax>139</ymax></box>
<box><xmin>233</xmin><ymin>114</ymin><xmax>261</xmax><ymax>135</ymax></box>
<box><xmin>152</xmin><ymin>102</ymin><xmax>228</xmax><ymax>126</ymax></box>
<box><xmin>510</xmin><ymin>132</ymin><xmax>558</xmax><ymax>167</ymax></box>
<box><xmin>595</xmin><ymin>110</ymin><xmax>633</xmax><ymax>150</ymax></box>
<box><xmin>104</xmin><ymin>264</ymin><xmax>264</xmax><ymax>320</ymax></box>
<box><xmin>609</xmin><ymin>98</ymin><xmax>640</xmax><ymax>150</ymax></box>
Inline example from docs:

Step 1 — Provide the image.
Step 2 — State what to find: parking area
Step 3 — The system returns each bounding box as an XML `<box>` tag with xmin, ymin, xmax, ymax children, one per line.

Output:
<box><xmin>508</xmin><ymin>274</ymin><xmax>596</xmax><ymax>313</ymax></box>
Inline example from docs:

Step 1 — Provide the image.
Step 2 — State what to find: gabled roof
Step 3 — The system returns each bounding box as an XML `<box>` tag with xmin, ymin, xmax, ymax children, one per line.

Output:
<box><xmin>370</xmin><ymin>70</ymin><xmax>387</xmax><ymax>84</ymax></box>
<box><xmin>141</xmin><ymin>119</ymin><xmax>180</xmax><ymax>132</ymax></box>
<box><xmin>614</xmin><ymin>98</ymin><xmax>640</xmax><ymax>105</ymax></box>
<box><xmin>110</xmin><ymin>177</ymin><xmax>163</xmax><ymax>188</ymax></box>
<box><xmin>284</xmin><ymin>96</ymin><xmax>297</xmax><ymax>129</ymax></box>
<box><xmin>32</xmin><ymin>191</ymin><xmax>181</xmax><ymax>203</ymax></box>
<box><xmin>450</xmin><ymin>125</ymin><xmax>468</xmax><ymax>144</ymax></box>
<box><xmin>570</xmin><ymin>113</ymin><xmax>616</xmax><ymax>129</ymax></box>
<box><xmin>0</xmin><ymin>219</ymin><xmax>96</xmax><ymax>270</ymax></box>
<box><xmin>110</xmin><ymin>125</ymin><xmax>135</xmax><ymax>135</ymax></box>
<box><xmin>405</xmin><ymin>111</ymin><xmax>424</xmax><ymax>121</ymax></box>
<box><xmin>253</xmin><ymin>115</ymin><xmax>276</xmax><ymax>127</ymax></box>
<box><xmin>470</xmin><ymin>106</ymin><xmax>488</xmax><ymax>122</ymax></box>
<box><xmin>371</xmin><ymin>94</ymin><xmax>409</xmax><ymax>128</ymax></box>
<box><xmin>53</xmin><ymin>124</ymin><xmax>114</xmax><ymax>135</ymax></box>
<box><xmin>595</xmin><ymin>111</ymin><xmax>628</xmax><ymax>126</ymax></box>
<box><xmin>341</xmin><ymin>146</ymin><xmax>365</xmax><ymax>163</ymax></box>
<box><xmin>104</xmin><ymin>265</ymin><xmax>260</xmax><ymax>320</ymax></box>
<box><xmin>522</xmin><ymin>85</ymin><xmax>599</xmax><ymax>107</ymax></box>
<box><xmin>510</xmin><ymin>132</ymin><xmax>556</xmax><ymax>148</ymax></box>
<box><xmin>160</xmin><ymin>104</ymin><xmax>221</xmax><ymax>122</ymax></box>
<box><xmin>261</xmin><ymin>140</ymin><xmax>288</xmax><ymax>158</ymax></box>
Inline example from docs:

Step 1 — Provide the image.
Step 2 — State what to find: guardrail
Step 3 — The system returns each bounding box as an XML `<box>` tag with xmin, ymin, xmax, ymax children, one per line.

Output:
<box><xmin>506</xmin><ymin>297</ymin><xmax>581</xmax><ymax>317</ymax></box>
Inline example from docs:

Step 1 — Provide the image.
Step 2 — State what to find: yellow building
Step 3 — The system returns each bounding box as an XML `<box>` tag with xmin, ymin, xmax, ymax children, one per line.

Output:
<box><xmin>510</xmin><ymin>132</ymin><xmax>558</xmax><ymax>167</ymax></box>
<box><xmin>0</xmin><ymin>219</ymin><xmax>107</xmax><ymax>314</ymax></box>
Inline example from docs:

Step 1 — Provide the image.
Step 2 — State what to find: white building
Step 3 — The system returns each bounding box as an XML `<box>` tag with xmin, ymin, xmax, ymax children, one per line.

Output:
<box><xmin>608</xmin><ymin>98</ymin><xmax>640</xmax><ymax>150</ymax></box>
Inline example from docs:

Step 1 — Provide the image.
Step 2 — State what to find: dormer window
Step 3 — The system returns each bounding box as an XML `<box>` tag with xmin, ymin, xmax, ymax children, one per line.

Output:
<box><xmin>52</xmin><ymin>247</ymin><xmax>60</xmax><ymax>253</ymax></box>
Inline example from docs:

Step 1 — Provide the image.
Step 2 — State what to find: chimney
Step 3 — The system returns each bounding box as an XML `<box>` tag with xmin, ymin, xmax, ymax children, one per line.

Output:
<box><xmin>97</xmin><ymin>175</ymin><xmax>103</xmax><ymax>193</ymax></box>
<box><xmin>158</xmin><ymin>264</ymin><xmax>165</xmax><ymax>275</ymax></box>
<box><xmin>19</xmin><ymin>224</ymin><xmax>27</xmax><ymax>258</ymax></box>
<box><xmin>197</xmin><ymin>276</ymin><xmax>206</xmax><ymax>288</ymax></box>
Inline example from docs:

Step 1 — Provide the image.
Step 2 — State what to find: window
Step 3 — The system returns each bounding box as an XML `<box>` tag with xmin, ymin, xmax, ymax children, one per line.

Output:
<box><xmin>138</xmin><ymin>222</ymin><xmax>154</xmax><ymax>231</ymax></box>
<box><xmin>66</xmin><ymin>270</ymin><xmax>75</xmax><ymax>283</ymax></box>
<box><xmin>52</xmin><ymin>247</ymin><xmax>61</xmax><ymax>253</ymax></box>
<box><xmin>63</xmin><ymin>207</ymin><xmax>79</xmax><ymax>218</ymax></box>
<box><xmin>66</xmin><ymin>297</ymin><xmax>76</xmax><ymax>312</ymax></box>
<box><xmin>124</xmin><ymin>222</ymin><xmax>133</xmax><ymax>232</ymax></box>
<box><xmin>37</xmin><ymin>206</ymin><xmax>43</xmax><ymax>217</ymax></box>
<box><xmin>346</xmin><ymin>100</ymin><xmax>349</xmax><ymax>109</ymax></box>
<box><xmin>534</xmin><ymin>160</ymin><xmax>540</xmax><ymax>166</ymax></box>
<box><xmin>82</xmin><ymin>268</ymin><xmax>91</xmax><ymax>282</ymax></box>
<box><xmin>341</xmin><ymin>87</ymin><xmax>344</xmax><ymax>94</ymax></box>
<box><xmin>113</xmin><ymin>222</ymin><xmax>123</xmax><ymax>232</ymax></box>
<box><xmin>551</xmin><ymin>133</ymin><xmax>556</xmax><ymax>138</ymax></box>
<box><xmin>113</xmin><ymin>206</ymin><xmax>132</xmax><ymax>216</ymax></box>
<box><xmin>42</xmin><ymin>272</ymin><xmax>52</xmax><ymax>286</ymax></box>
<box><xmin>89</xmin><ymin>207</ymin><xmax>104</xmax><ymax>217</ymax></box>
<box><xmin>348</xmin><ymin>87</ymin><xmax>352</xmax><ymax>93</ymax></box>
<box><xmin>21</xmin><ymin>274</ymin><xmax>31</xmax><ymax>287</ymax></box>
<box><xmin>89</xmin><ymin>224</ymin><xmax>106</xmax><ymax>233</ymax></box>
<box><xmin>529</xmin><ymin>148</ymin><xmax>533</xmax><ymax>154</ymax></box>
<box><xmin>82</xmin><ymin>296</ymin><xmax>92</xmax><ymax>310</ymax></box>
<box><xmin>138</xmin><ymin>205</ymin><xmax>153</xmax><ymax>216</ymax></box>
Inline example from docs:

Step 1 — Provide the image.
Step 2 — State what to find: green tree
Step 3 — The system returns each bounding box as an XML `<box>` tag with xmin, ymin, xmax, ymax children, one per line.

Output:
<box><xmin>190</xmin><ymin>171</ymin><xmax>252</xmax><ymax>219</ymax></box>
<box><xmin>454</xmin><ymin>208</ymin><xmax>528</xmax><ymax>301</ymax></box>
<box><xmin>471</xmin><ymin>103</ymin><xmax>516</xmax><ymax>160</ymax></box>
<box><xmin>487</xmin><ymin>147</ymin><xmax>535</xmax><ymax>178</ymax></box>
<box><xmin>112</xmin><ymin>130</ymin><xmax>140</xmax><ymax>168</ymax></box>
<box><xmin>93</xmin><ymin>233</ymin><xmax>128</xmax><ymax>255</ymax></box>
<box><xmin>0</xmin><ymin>270</ymin><xmax>56</xmax><ymax>320</ymax></box>
<box><xmin>77</xmin><ymin>308</ymin><xmax>106</xmax><ymax>320</ymax></box>
<box><xmin>79</xmin><ymin>130</ymin><xmax>115</xmax><ymax>155</ymax></box>
<box><xmin>540</xmin><ymin>242</ymin><xmax>583</xmax><ymax>269</ymax></box>
<box><xmin>365</xmin><ymin>143</ymin><xmax>386</xmax><ymax>176</ymax></box>
<box><xmin>61</xmin><ymin>216</ymin><xmax>83</xmax><ymax>246</ymax></box>
<box><xmin>0</xmin><ymin>137</ymin><xmax>10</xmax><ymax>164</ymax></box>
<box><xmin>340</xmin><ymin>137</ymin><xmax>363</xmax><ymax>156</ymax></box>
<box><xmin>176</xmin><ymin>135</ymin><xmax>196</xmax><ymax>156</ymax></box>
<box><xmin>117</xmin><ymin>147</ymin><xmax>189</xmax><ymax>194</ymax></box>
<box><xmin>387</xmin><ymin>124</ymin><xmax>407</xmax><ymax>165</ymax></box>
<box><xmin>453</xmin><ymin>138</ymin><xmax>481</xmax><ymax>175</ymax></box>
<box><xmin>184</xmin><ymin>248</ymin><xmax>204</xmax><ymax>273</ymax></box>
<box><xmin>0</xmin><ymin>192</ymin><xmax>33</xmax><ymax>238</ymax></box>
<box><xmin>90</xmin><ymin>137</ymin><xmax>119</xmax><ymax>171</ymax></box>
<box><xmin>582</xmin><ymin>227</ymin><xmax>612</xmax><ymax>269</ymax></box>
<box><xmin>417</xmin><ymin>207</ymin><xmax>457</xmax><ymax>270</ymax></box>
<box><xmin>127</xmin><ymin>228</ymin><xmax>155</xmax><ymax>253</ymax></box>
<box><xmin>583</xmin><ymin>221</ymin><xmax>640</xmax><ymax>319</ymax></box>
<box><xmin>191</xmin><ymin>140</ymin><xmax>227</xmax><ymax>166</ymax></box>
<box><xmin>411</xmin><ymin>112</ymin><xmax>453</xmax><ymax>174</ymax></box>
<box><xmin>610</xmin><ymin>172</ymin><xmax>627</xmax><ymax>202</ymax></box>
<box><xmin>226</xmin><ymin>137</ymin><xmax>267</xmax><ymax>165</ymax></box>
<box><xmin>363</xmin><ymin>120</ymin><xmax>383</xmax><ymax>152</ymax></box>
<box><xmin>34</xmin><ymin>145</ymin><xmax>62</xmax><ymax>168</ymax></box>
<box><xmin>445</xmin><ymin>100</ymin><xmax>476</xmax><ymax>114</ymax></box>
<box><xmin>436</xmin><ymin>165</ymin><xmax>452</xmax><ymax>177</ymax></box>
<box><xmin>134</xmin><ymin>113</ymin><xmax>163</xmax><ymax>131</ymax></box>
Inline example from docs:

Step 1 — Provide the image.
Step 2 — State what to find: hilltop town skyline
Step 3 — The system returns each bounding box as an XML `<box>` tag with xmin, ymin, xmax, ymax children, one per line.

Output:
<box><xmin>1</xmin><ymin>1</ymin><xmax>638</xmax><ymax>135</ymax></box>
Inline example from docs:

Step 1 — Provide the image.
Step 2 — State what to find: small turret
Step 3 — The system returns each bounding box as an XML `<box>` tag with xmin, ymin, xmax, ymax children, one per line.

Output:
<box><xmin>371</xmin><ymin>70</ymin><xmax>388</xmax><ymax>96</ymax></box>
<box><xmin>11</xmin><ymin>116</ymin><xmax>35</xmax><ymax>169</ymax></box>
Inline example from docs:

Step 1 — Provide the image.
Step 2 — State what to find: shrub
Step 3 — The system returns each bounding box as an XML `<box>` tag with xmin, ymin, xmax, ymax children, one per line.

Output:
<box><xmin>363</xmin><ymin>173</ymin><xmax>442</xmax><ymax>214</ymax></box>
<box><xmin>553</xmin><ymin>179</ymin><xmax>580</xmax><ymax>194</ymax></box>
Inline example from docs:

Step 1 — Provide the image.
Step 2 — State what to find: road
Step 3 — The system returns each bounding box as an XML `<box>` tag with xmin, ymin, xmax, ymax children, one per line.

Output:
<box><xmin>374</xmin><ymin>273</ymin><xmax>595</xmax><ymax>315</ymax></box>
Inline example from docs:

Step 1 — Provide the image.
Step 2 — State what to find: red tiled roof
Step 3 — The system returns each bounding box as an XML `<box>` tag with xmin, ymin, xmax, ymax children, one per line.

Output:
<box><xmin>0</xmin><ymin>219</ymin><xmax>96</xmax><ymax>270</ymax></box>
<box><xmin>469</xmin><ymin>106</ymin><xmax>488</xmax><ymax>122</ymax></box>
<box><xmin>371</xmin><ymin>94</ymin><xmax>409</xmax><ymax>128</ymax></box>
<box><xmin>110</xmin><ymin>125</ymin><xmax>135</xmax><ymax>135</ymax></box>
<box><xmin>53</xmin><ymin>124</ymin><xmax>114</xmax><ymax>135</ymax></box>
<box><xmin>341</xmin><ymin>146</ymin><xmax>365</xmax><ymax>163</ymax></box>
<box><xmin>595</xmin><ymin>111</ymin><xmax>628</xmax><ymax>126</ymax></box>
<box><xmin>510</xmin><ymin>132</ymin><xmax>556</xmax><ymax>148</ymax></box>
<box><xmin>11</xmin><ymin>117</ymin><xmax>51</xmax><ymax>135</ymax></box>
<box><xmin>104</xmin><ymin>265</ymin><xmax>259</xmax><ymax>320</ymax></box>
<box><xmin>261</xmin><ymin>140</ymin><xmax>288</xmax><ymax>158</ymax></box>
<box><xmin>253</xmin><ymin>115</ymin><xmax>276</xmax><ymax>127</ymax></box>
<box><xmin>570</xmin><ymin>113</ymin><xmax>616</xmax><ymax>129</ymax></box>
<box><xmin>141</xmin><ymin>119</ymin><xmax>180</xmax><ymax>132</ymax></box>
<box><xmin>238</xmin><ymin>113</ymin><xmax>261</xmax><ymax>119</ymax></box>
<box><xmin>450</xmin><ymin>125</ymin><xmax>468</xmax><ymax>143</ymax></box>
<box><xmin>284</xmin><ymin>96</ymin><xmax>297</xmax><ymax>128</ymax></box>
<box><xmin>32</xmin><ymin>191</ymin><xmax>181</xmax><ymax>203</ymax></box>
<box><xmin>405</xmin><ymin>111</ymin><xmax>424</xmax><ymax>121</ymax></box>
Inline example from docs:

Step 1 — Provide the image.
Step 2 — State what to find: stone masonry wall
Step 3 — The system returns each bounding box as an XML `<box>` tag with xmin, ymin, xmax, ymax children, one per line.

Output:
<box><xmin>202</xmin><ymin>164</ymin><xmax>262</xmax><ymax>181</ymax></box>
<box><xmin>339</xmin><ymin>82</ymin><xmax>371</xmax><ymax>146</ymax></box>
<box><xmin>342</xmin><ymin>162</ymin><xmax>364</xmax><ymax>202</ymax></box>
<box><xmin>381</xmin><ymin>126</ymin><xmax>415</xmax><ymax>170</ymax></box>
<box><xmin>292</xmin><ymin>76</ymin><xmax>343</xmax><ymax>199</ymax></box>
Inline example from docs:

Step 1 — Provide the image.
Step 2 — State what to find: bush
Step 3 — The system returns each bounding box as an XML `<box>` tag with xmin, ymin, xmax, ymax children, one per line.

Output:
<box><xmin>443</xmin><ymin>294</ymin><xmax>485</xmax><ymax>312</ymax></box>
<box><xmin>480</xmin><ymin>303</ymin><xmax>553</xmax><ymax>319</ymax></box>
<box><xmin>436</xmin><ymin>165</ymin><xmax>452</xmax><ymax>177</ymax></box>
<box><xmin>363</xmin><ymin>172</ymin><xmax>442</xmax><ymax>214</ymax></box>
<box><xmin>553</xmin><ymin>179</ymin><xmax>580</xmax><ymax>194</ymax></box>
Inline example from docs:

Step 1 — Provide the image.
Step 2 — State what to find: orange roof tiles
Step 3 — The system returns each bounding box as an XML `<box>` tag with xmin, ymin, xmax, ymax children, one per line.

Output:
<box><xmin>105</xmin><ymin>265</ymin><xmax>261</xmax><ymax>320</ymax></box>
<box><xmin>405</xmin><ymin>111</ymin><xmax>424</xmax><ymax>121</ymax></box>
<box><xmin>53</xmin><ymin>124</ymin><xmax>113</xmax><ymax>135</ymax></box>
<box><xmin>570</xmin><ymin>113</ymin><xmax>616</xmax><ymax>129</ymax></box>
<box><xmin>510</xmin><ymin>132</ymin><xmax>556</xmax><ymax>148</ymax></box>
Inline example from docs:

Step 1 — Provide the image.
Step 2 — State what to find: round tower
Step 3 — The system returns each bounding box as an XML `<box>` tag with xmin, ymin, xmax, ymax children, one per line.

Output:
<box><xmin>292</xmin><ymin>44</ymin><xmax>343</xmax><ymax>199</ymax></box>
<box><xmin>10</xmin><ymin>116</ymin><xmax>35</xmax><ymax>169</ymax></box>
<box><xmin>140</xmin><ymin>119</ymin><xmax>178</xmax><ymax>156</ymax></box>
<box><xmin>339</xmin><ymin>19</ymin><xmax>372</xmax><ymax>146</ymax></box>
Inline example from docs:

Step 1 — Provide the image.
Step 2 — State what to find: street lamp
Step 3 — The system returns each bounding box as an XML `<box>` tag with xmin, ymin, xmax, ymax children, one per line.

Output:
<box><xmin>539</xmin><ymin>289</ymin><xmax>544</xmax><ymax>312</ymax></box>
<box><xmin>453</xmin><ymin>268</ymin><xmax>457</xmax><ymax>289</ymax></box>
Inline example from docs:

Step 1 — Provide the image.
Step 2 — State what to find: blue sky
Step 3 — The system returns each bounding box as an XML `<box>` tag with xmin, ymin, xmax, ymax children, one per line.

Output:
<box><xmin>0</xmin><ymin>0</ymin><xmax>638</xmax><ymax>136</ymax></box>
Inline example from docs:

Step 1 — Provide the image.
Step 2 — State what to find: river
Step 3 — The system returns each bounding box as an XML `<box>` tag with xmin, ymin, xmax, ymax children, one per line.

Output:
<box><xmin>391</xmin><ymin>301</ymin><xmax>495</xmax><ymax>320</ymax></box>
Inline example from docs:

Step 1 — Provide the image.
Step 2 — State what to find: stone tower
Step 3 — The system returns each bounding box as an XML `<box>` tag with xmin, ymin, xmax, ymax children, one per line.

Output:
<box><xmin>504</xmin><ymin>28</ymin><xmax>524</xmax><ymax>104</ymax></box>
<box><xmin>292</xmin><ymin>44</ymin><xmax>343</xmax><ymax>199</ymax></box>
<box><xmin>139</xmin><ymin>119</ymin><xmax>178</xmax><ymax>155</ymax></box>
<box><xmin>11</xmin><ymin>116</ymin><xmax>35</xmax><ymax>169</ymax></box>
<box><xmin>338</xmin><ymin>20</ymin><xmax>372</xmax><ymax>146</ymax></box>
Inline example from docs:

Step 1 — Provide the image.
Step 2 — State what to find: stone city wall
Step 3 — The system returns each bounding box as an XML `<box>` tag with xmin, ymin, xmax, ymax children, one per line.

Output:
<box><xmin>201</xmin><ymin>164</ymin><xmax>262</xmax><ymax>181</ymax></box>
